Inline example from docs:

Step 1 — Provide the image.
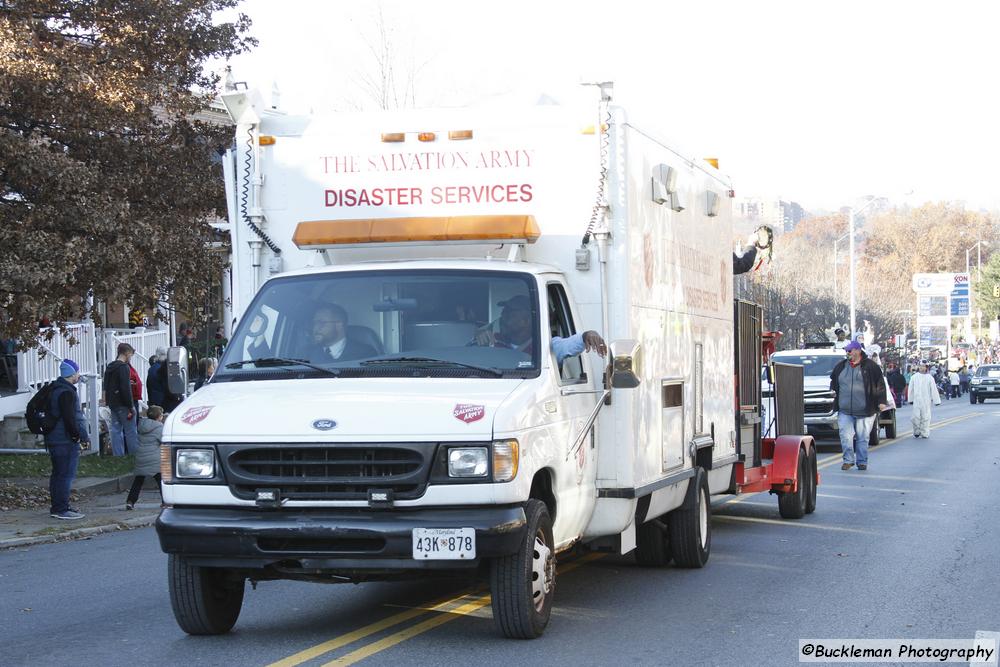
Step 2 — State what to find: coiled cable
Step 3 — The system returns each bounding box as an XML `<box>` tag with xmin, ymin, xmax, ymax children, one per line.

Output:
<box><xmin>241</xmin><ymin>126</ymin><xmax>281</xmax><ymax>255</ymax></box>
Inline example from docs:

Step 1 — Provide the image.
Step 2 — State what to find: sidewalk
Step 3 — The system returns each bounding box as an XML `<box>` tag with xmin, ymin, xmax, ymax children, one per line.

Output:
<box><xmin>0</xmin><ymin>475</ymin><xmax>161</xmax><ymax>549</ymax></box>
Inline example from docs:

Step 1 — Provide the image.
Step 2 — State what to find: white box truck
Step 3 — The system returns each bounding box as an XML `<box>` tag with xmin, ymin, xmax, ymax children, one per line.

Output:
<box><xmin>156</xmin><ymin>85</ymin><xmax>817</xmax><ymax>638</ymax></box>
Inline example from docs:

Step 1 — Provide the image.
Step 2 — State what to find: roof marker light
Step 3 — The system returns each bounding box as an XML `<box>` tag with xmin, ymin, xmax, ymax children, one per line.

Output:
<box><xmin>418</xmin><ymin>132</ymin><xmax>436</xmax><ymax>142</ymax></box>
<box><xmin>381</xmin><ymin>133</ymin><xmax>405</xmax><ymax>143</ymax></box>
<box><xmin>448</xmin><ymin>130</ymin><xmax>473</xmax><ymax>140</ymax></box>
<box><xmin>258</xmin><ymin>135</ymin><xmax>276</xmax><ymax>145</ymax></box>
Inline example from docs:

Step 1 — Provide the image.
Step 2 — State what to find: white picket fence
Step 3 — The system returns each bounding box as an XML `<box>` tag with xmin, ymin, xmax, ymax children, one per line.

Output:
<box><xmin>16</xmin><ymin>323</ymin><xmax>100</xmax><ymax>392</ymax></box>
<box><xmin>104</xmin><ymin>328</ymin><xmax>170</xmax><ymax>402</ymax></box>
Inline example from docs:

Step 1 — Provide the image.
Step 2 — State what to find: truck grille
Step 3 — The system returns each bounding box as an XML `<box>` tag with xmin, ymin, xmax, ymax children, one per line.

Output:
<box><xmin>804</xmin><ymin>403</ymin><xmax>833</xmax><ymax>415</ymax></box>
<box><xmin>218</xmin><ymin>444</ymin><xmax>434</xmax><ymax>501</ymax></box>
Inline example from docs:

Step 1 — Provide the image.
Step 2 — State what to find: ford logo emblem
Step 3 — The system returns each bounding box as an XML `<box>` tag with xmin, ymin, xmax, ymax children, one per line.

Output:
<box><xmin>312</xmin><ymin>419</ymin><xmax>338</xmax><ymax>431</ymax></box>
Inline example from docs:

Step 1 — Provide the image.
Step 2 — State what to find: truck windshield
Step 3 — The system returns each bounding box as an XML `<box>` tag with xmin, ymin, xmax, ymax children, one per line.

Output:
<box><xmin>771</xmin><ymin>355</ymin><xmax>843</xmax><ymax>377</ymax></box>
<box><xmin>215</xmin><ymin>269</ymin><xmax>540</xmax><ymax>380</ymax></box>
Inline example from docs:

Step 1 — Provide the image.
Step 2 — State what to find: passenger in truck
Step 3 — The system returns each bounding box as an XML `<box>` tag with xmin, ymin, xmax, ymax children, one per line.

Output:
<box><xmin>308</xmin><ymin>303</ymin><xmax>377</xmax><ymax>362</ymax></box>
<box><xmin>473</xmin><ymin>295</ymin><xmax>607</xmax><ymax>364</ymax></box>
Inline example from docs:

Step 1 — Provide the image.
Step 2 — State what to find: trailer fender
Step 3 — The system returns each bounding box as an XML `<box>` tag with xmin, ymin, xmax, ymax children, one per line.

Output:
<box><xmin>770</xmin><ymin>435</ymin><xmax>812</xmax><ymax>493</ymax></box>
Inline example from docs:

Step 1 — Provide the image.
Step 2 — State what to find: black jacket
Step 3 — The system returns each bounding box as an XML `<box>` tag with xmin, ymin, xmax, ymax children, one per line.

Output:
<box><xmin>103</xmin><ymin>360</ymin><xmax>135</xmax><ymax>409</ymax></box>
<box><xmin>886</xmin><ymin>369</ymin><xmax>907</xmax><ymax>393</ymax></box>
<box><xmin>830</xmin><ymin>355</ymin><xmax>888</xmax><ymax>417</ymax></box>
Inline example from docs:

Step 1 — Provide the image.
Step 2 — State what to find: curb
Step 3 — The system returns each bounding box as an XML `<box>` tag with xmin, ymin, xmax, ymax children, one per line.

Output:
<box><xmin>0</xmin><ymin>513</ymin><xmax>158</xmax><ymax>550</ymax></box>
<box><xmin>75</xmin><ymin>474</ymin><xmax>136</xmax><ymax>496</ymax></box>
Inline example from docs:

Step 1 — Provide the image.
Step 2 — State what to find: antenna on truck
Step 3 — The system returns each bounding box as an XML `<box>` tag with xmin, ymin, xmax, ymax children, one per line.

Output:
<box><xmin>579</xmin><ymin>81</ymin><xmax>613</xmax><ymax>249</ymax></box>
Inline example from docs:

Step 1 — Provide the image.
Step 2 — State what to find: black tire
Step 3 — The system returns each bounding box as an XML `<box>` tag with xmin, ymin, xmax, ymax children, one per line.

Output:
<box><xmin>668</xmin><ymin>468</ymin><xmax>711</xmax><ymax>568</ymax></box>
<box><xmin>635</xmin><ymin>518</ymin><xmax>671</xmax><ymax>567</ymax></box>
<box><xmin>491</xmin><ymin>499</ymin><xmax>555</xmax><ymax>639</ymax></box>
<box><xmin>168</xmin><ymin>555</ymin><xmax>245</xmax><ymax>635</ymax></box>
<box><xmin>979</xmin><ymin>396</ymin><xmax>986</xmax><ymax>404</ymax></box>
<box><xmin>970</xmin><ymin>393</ymin><xmax>977</xmax><ymax>405</ymax></box>
<box><xmin>869</xmin><ymin>419</ymin><xmax>880</xmax><ymax>448</ymax></box>
<box><xmin>778</xmin><ymin>449</ymin><xmax>807</xmax><ymax>519</ymax></box>
<box><xmin>804</xmin><ymin>446</ymin><xmax>818</xmax><ymax>515</ymax></box>
<box><xmin>883</xmin><ymin>410</ymin><xmax>897</xmax><ymax>439</ymax></box>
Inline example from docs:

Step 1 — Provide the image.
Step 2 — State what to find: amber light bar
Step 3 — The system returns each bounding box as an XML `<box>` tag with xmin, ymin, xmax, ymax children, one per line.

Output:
<box><xmin>293</xmin><ymin>215</ymin><xmax>541</xmax><ymax>249</ymax></box>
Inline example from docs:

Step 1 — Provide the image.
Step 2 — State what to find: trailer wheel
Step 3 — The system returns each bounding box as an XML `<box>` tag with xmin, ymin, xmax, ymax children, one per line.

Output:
<box><xmin>635</xmin><ymin>519</ymin><xmax>671</xmax><ymax>567</ymax></box>
<box><xmin>868</xmin><ymin>419</ymin><xmax>880</xmax><ymax>448</ymax></box>
<box><xmin>778</xmin><ymin>449</ymin><xmax>807</xmax><ymax>519</ymax></box>
<box><xmin>168</xmin><ymin>555</ymin><xmax>245</xmax><ymax>635</ymax></box>
<box><xmin>804</xmin><ymin>446</ymin><xmax>818</xmax><ymax>515</ymax></box>
<box><xmin>668</xmin><ymin>468</ymin><xmax>711</xmax><ymax>568</ymax></box>
<box><xmin>490</xmin><ymin>499</ymin><xmax>554</xmax><ymax>639</ymax></box>
<box><xmin>883</xmin><ymin>410</ymin><xmax>897</xmax><ymax>439</ymax></box>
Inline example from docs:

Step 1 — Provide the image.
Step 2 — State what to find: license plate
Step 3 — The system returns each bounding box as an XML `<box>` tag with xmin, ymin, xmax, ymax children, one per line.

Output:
<box><xmin>412</xmin><ymin>528</ymin><xmax>476</xmax><ymax>560</ymax></box>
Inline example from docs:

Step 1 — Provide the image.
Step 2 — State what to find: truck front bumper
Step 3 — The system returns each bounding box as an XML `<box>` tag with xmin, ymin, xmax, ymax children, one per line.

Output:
<box><xmin>804</xmin><ymin>413</ymin><xmax>838</xmax><ymax>429</ymax></box>
<box><xmin>156</xmin><ymin>505</ymin><xmax>527</xmax><ymax>571</ymax></box>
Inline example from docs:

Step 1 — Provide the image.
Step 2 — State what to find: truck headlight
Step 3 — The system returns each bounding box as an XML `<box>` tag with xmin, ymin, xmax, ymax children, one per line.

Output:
<box><xmin>971</xmin><ymin>378</ymin><xmax>982</xmax><ymax>385</ymax></box>
<box><xmin>175</xmin><ymin>449</ymin><xmax>216</xmax><ymax>479</ymax></box>
<box><xmin>492</xmin><ymin>439</ymin><xmax>519</xmax><ymax>482</ymax></box>
<box><xmin>448</xmin><ymin>447</ymin><xmax>488</xmax><ymax>478</ymax></box>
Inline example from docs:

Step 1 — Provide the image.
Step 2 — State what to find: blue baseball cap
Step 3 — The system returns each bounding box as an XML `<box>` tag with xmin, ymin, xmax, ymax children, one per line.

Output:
<box><xmin>844</xmin><ymin>341</ymin><xmax>863</xmax><ymax>353</ymax></box>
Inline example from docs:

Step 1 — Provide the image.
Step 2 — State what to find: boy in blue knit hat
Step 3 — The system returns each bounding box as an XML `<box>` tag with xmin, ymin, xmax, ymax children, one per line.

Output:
<box><xmin>46</xmin><ymin>359</ymin><xmax>91</xmax><ymax>520</ymax></box>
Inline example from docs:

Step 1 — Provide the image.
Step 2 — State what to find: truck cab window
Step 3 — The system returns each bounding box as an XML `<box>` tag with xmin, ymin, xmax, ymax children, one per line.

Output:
<box><xmin>547</xmin><ymin>283</ymin><xmax>585</xmax><ymax>384</ymax></box>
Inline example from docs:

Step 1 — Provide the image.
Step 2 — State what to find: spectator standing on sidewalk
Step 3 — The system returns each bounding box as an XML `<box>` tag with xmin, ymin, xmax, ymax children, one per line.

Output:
<box><xmin>103</xmin><ymin>343</ymin><xmax>139</xmax><ymax>455</ymax></box>
<box><xmin>908</xmin><ymin>363</ymin><xmax>941</xmax><ymax>438</ymax></box>
<box><xmin>46</xmin><ymin>359</ymin><xmax>91</xmax><ymax>520</ymax></box>
<box><xmin>830</xmin><ymin>341</ymin><xmax>888</xmax><ymax>472</ymax></box>
<box><xmin>948</xmin><ymin>368</ymin><xmax>960</xmax><ymax>399</ymax></box>
<box><xmin>146</xmin><ymin>347</ymin><xmax>167</xmax><ymax>407</ymax></box>
<box><xmin>125</xmin><ymin>405</ymin><xmax>165</xmax><ymax>510</ymax></box>
<box><xmin>886</xmin><ymin>363</ymin><xmax>907</xmax><ymax>407</ymax></box>
<box><xmin>959</xmin><ymin>366</ymin><xmax>970</xmax><ymax>395</ymax></box>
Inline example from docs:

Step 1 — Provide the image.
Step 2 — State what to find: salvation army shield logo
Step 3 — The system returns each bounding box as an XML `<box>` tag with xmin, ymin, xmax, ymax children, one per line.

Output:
<box><xmin>453</xmin><ymin>404</ymin><xmax>485</xmax><ymax>423</ymax></box>
<box><xmin>181</xmin><ymin>406</ymin><xmax>213</xmax><ymax>425</ymax></box>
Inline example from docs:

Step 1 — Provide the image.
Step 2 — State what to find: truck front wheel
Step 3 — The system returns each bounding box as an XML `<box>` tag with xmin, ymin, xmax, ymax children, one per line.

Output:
<box><xmin>168</xmin><ymin>555</ymin><xmax>245</xmax><ymax>635</ymax></box>
<box><xmin>668</xmin><ymin>468</ymin><xmax>711</xmax><ymax>568</ymax></box>
<box><xmin>490</xmin><ymin>499</ymin><xmax>554</xmax><ymax>639</ymax></box>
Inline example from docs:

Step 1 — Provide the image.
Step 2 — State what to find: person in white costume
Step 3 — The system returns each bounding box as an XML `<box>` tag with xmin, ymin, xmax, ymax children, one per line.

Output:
<box><xmin>908</xmin><ymin>363</ymin><xmax>941</xmax><ymax>438</ymax></box>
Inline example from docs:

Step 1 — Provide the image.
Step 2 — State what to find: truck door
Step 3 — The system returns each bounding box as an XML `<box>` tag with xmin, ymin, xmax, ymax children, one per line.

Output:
<box><xmin>546</xmin><ymin>281</ymin><xmax>599</xmax><ymax>544</ymax></box>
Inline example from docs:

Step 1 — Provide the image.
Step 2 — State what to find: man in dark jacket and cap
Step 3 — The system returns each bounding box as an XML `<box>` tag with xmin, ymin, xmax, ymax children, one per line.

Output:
<box><xmin>830</xmin><ymin>341</ymin><xmax>888</xmax><ymax>471</ymax></box>
<box><xmin>45</xmin><ymin>359</ymin><xmax>91</xmax><ymax>520</ymax></box>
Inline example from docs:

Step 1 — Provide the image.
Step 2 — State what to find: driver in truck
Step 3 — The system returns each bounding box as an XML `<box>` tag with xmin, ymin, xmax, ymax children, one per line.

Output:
<box><xmin>474</xmin><ymin>295</ymin><xmax>607</xmax><ymax>363</ymax></box>
<box><xmin>308</xmin><ymin>303</ymin><xmax>378</xmax><ymax>362</ymax></box>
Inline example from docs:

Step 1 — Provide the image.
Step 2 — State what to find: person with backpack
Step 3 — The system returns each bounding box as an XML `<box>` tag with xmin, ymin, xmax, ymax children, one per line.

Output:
<box><xmin>103</xmin><ymin>342</ymin><xmax>139</xmax><ymax>456</ymax></box>
<box><xmin>125</xmin><ymin>405</ymin><xmax>165</xmax><ymax>510</ymax></box>
<box><xmin>45</xmin><ymin>359</ymin><xmax>91</xmax><ymax>520</ymax></box>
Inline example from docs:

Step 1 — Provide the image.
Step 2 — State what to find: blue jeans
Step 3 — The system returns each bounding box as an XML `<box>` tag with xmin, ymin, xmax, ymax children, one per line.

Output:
<box><xmin>838</xmin><ymin>412</ymin><xmax>876</xmax><ymax>466</ymax></box>
<box><xmin>49</xmin><ymin>443</ymin><xmax>80</xmax><ymax>514</ymax></box>
<box><xmin>110</xmin><ymin>406</ymin><xmax>139</xmax><ymax>456</ymax></box>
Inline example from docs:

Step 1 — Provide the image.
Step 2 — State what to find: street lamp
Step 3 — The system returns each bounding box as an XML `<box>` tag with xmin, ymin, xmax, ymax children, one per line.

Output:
<box><xmin>965</xmin><ymin>239</ymin><xmax>988</xmax><ymax>340</ymax></box>
<box><xmin>833</xmin><ymin>231</ymin><xmax>850</xmax><ymax>321</ymax></box>
<box><xmin>848</xmin><ymin>197</ymin><xmax>884</xmax><ymax>338</ymax></box>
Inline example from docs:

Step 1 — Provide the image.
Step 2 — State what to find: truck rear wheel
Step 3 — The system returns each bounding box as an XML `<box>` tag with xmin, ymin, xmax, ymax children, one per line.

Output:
<box><xmin>778</xmin><ymin>449</ymin><xmax>807</xmax><ymax>519</ymax></box>
<box><xmin>168</xmin><ymin>555</ymin><xmax>245</xmax><ymax>635</ymax></box>
<box><xmin>490</xmin><ymin>499</ymin><xmax>554</xmax><ymax>639</ymax></box>
<box><xmin>668</xmin><ymin>468</ymin><xmax>711</xmax><ymax>568</ymax></box>
<box><xmin>635</xmin><ymin>518</ymin><xmax>671</xmax><ymax>567</ymax></box>
<box><xmin>804</xmin><ymin>446</ymin><xmax>818</xmax><ymax>515</ymax></box>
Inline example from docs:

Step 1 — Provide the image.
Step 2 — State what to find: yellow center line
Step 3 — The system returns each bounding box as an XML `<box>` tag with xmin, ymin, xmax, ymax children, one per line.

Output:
<box><xmin>264</xmin><ymin>589</ymin><xmax>481</xmax><ymax>667</ymax></box>
<box><xmin>269</xmin><ymin>552</ymin><xmax>606</xmax><ymax>667</ymax></box>
<box><xmin>321</xmin><ymin>595</ymin><xmax>494</xmax><ymax>667</ymax></box>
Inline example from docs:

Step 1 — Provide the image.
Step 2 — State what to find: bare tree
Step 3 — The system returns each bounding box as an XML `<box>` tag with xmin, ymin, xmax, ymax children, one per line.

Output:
<box><xmin>351</xmin><ymin>5</ymin><xmax>429</xmax><ymax>110</ymax></box>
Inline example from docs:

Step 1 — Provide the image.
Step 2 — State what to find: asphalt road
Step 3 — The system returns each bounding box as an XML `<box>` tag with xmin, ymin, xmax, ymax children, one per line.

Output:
<box><xmin>2</xmin><ymin>397</ymin><xmax>998</xmax><ymax>667</ymax></box>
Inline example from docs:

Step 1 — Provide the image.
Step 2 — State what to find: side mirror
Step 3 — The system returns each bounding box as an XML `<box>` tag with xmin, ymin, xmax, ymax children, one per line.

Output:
<box><xmin>166</xmin><ymin>346</ymin><xmax>189</xmax><ymax>397</ymax></box>
<box><xmin>609</xmin><ymin>340</ymin><xmax>641</xmax><ymax>389</ymax></box>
